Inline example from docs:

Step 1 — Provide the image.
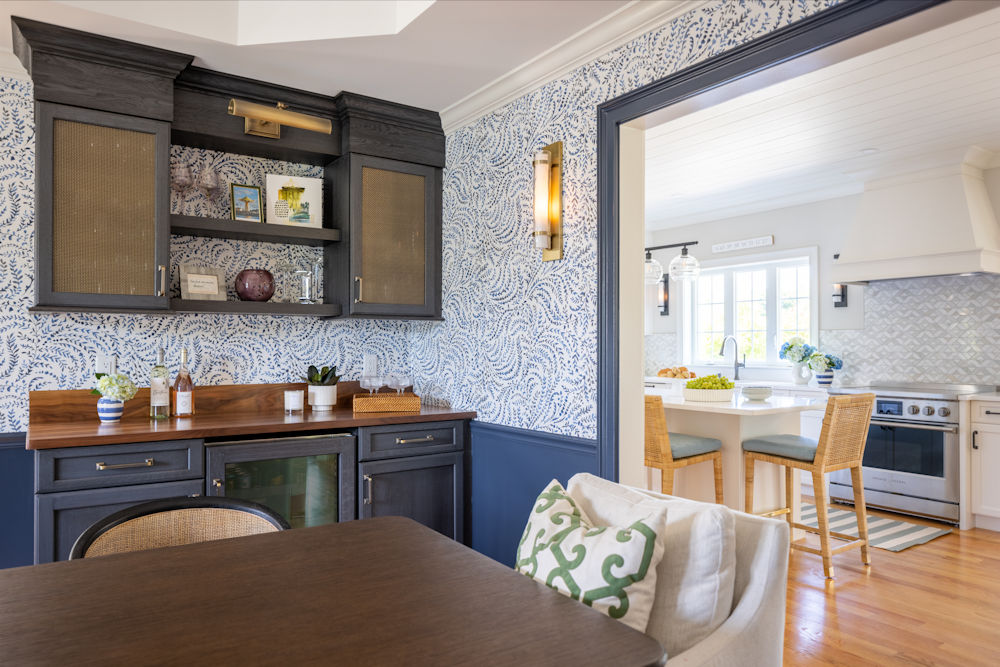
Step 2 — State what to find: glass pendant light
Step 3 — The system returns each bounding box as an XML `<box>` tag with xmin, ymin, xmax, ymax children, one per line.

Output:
<box><xmin>667</xmin><ymin>245</ymin><xmax>700</xmax><ymax>281</ymax></box>
<box><xmin>644</xmin><ymin>250</ymin><xmax>663</xmax><ymax>285</ymax></box>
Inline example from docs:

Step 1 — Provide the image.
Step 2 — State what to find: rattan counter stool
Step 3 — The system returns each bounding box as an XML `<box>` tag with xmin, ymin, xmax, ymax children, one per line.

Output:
<box><xmin>645</xmin><ymin>395</ymin><xmax>724</xmax><ymax>504</ymax></box>
<box><xmin>742</xmin><ymin>393</ymin><xmax>875</xmax><ymax>579</ymax></box>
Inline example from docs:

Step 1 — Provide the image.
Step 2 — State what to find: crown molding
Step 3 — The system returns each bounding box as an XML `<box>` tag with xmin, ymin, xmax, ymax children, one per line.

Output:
<box><xmin>439</xmin><ymin>0</ymin><xmax>707</xmax><ymax>134</ymax></box>
<box><xmin>0</xmin><ymin>48</ymin><xmax>29</xmax><ymax>81</ymax></box>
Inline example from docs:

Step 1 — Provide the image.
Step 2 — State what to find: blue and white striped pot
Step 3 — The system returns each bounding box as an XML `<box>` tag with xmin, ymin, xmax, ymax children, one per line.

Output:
<box><xmin>814</xmin><ymin>371</ymin><xmax>835</xmax><ymax>386</ymax></box>
<box><xmin>97</xmin><ymin>397</ymin><xmax>124</xmax><ymax>423</ymax></box>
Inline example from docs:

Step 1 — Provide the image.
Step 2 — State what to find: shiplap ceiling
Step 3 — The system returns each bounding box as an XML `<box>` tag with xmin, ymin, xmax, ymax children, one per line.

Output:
<box><xmin>644</xmin><ymin>4</ymin><xmax>1000</xmax><ymax>230</ymax></box>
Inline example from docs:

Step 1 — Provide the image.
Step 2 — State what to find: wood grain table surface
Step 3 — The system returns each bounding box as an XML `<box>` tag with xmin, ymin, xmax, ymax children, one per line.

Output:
<box><xmin>0</xmin><ymin>517</ymin><xmax>666</xmax><ymax>666</ymax></box>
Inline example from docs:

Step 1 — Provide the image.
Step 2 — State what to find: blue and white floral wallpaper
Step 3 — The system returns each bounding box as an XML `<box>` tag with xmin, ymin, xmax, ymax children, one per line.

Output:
<box><xmin>0</xmin><ymin>0</ymin><xmax>839</xmax><ymax>434</ymax></box>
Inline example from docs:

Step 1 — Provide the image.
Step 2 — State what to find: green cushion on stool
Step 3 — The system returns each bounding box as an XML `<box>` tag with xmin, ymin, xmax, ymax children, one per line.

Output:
<box><xmin>742</xmin><ymin>434</ymin><xmax>818</xmax><ymax>462</ymax></box>
<box><xmin>669</xmin><ymin>432</ymin><xmax>722</xmax><ymax>459</ymax></box>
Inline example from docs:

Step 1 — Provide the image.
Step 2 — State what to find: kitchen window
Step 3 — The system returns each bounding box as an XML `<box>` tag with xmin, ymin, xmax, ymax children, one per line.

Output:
<box><xmin>685</xmin><ymin>253</ymin><xmax>816</xmax><ymax>366</ymax></box>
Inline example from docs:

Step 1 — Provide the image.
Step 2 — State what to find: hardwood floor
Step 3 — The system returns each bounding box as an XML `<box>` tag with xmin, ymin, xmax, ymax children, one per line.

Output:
<box><xmin>785</xmin><ymin>501</ymin><xmax>1000</xmax><ymax>665</ymax></box>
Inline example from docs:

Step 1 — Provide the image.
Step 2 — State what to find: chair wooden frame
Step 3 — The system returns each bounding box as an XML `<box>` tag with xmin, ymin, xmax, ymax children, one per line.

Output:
<box><xmin>645</xmin><ymin>395</ymin><xmax>724</xmax><ymax>504</ymax></box>
<box><xmin>744</xmin><ymin>393</ymin><xmax>875</xmax><ymax>579</ymax></box>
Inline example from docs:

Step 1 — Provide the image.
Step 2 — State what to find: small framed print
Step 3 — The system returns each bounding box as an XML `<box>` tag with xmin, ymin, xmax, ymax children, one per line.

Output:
<box><xmin>230</xmin><ymin>184</ymin><xmax>263</xmax><ymax>223</ymax></box>
<box><xmin>179</xmin><ymin>264</ymin><xmax>226</xmax><ymax>301</ymax></box>
<box><xmin>266</xmin><ymin>174</ymin><xmax>323</xmax><ymax>228</ymax></box>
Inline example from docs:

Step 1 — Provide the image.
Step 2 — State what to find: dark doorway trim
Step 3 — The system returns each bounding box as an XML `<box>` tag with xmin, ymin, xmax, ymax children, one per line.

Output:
<box><xmin>595</xmin><ymin>0</ymin><xmax>944</xmax><ymax>480</ymax></box>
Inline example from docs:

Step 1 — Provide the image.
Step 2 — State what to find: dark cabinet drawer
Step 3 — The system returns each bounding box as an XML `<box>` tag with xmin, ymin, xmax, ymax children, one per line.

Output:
<box><xmin>359</xmin><ymin>421</ymin><xmax>463</xmax><ymax>461</ymax></box>
<box><xmin>36</xmin><ymin>440</ymin><xmax>204</xmax><ymax>493</ymax></box>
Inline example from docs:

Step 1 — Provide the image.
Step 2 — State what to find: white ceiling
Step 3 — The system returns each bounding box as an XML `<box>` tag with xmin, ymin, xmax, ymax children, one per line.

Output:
<box><xmin>0</xmin><ymin>0</ymin><xmax>629</xmax><ymax>111</ymax></box>
<box><xmin>644</xmin><ymin>4</ymin><xmax>1000</xmax><ymax>230</ymax></box>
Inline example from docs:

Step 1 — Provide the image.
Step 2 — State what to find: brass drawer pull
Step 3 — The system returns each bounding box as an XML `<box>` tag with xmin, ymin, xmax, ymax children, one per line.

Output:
<box><xmin>354</xmin><ymin>276</ymin><xmax>363</xmax><ymax>304</ymax></box>
<box><xmin>363</xmin><ymin>474</ymin><xmax>374</xmax><ymax>504</ymax></box>
<box><xmin>395</xmin><ymin>435</ymin><xmax>435</xmax><ymax>445</ymax></box>
<box><xmin>985</xmin><ymin>410</ymin><xmax>1000</xmax><ymax>415</ymax></box>
<box><xmin>156</xmin><ymin>265</ymin><xmax>166</xmax><ymax>297</ymax></box>
<box><xmin>212</xmin><ymin>478</ymin><xmax>224</xmax><ymax>489</ymax></box>
<box><xmin>96</xmin><ymin>458</ymin><xmax>154</xmax><ymax>471</ymax></box>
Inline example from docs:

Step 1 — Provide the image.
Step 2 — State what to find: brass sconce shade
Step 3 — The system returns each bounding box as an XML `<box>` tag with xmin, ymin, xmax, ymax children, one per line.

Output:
<box><xmin>228</xmin><ymin>99</ymin><xmax>333</xmax><ymax>139</ymax></box>
<box><xmin>531</xmin><ymin>141</ymin><xmax>563</xmax><ymax>261</ymax></box>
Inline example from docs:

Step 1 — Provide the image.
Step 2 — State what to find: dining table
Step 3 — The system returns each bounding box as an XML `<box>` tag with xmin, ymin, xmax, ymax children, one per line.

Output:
<box><xmin>0</xmin><ymin>516</ymin><xmax>666</xmax><ymax>666</ymax></box>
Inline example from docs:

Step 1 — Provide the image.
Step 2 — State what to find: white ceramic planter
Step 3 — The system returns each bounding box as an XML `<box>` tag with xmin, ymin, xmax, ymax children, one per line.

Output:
<box><xmin>308</xmin><ymin>384</ymin><xmax>337</xmax><ymax>412</ymax></box>
<box><xmin>791</xmin><ymin>362</ymin><xmax>812</xmax><ymax>385</ymax></box>
<box><xmin>814</xmin><ymin>371</ymin><xmax>835</xmax><ymax>386</ymax></box>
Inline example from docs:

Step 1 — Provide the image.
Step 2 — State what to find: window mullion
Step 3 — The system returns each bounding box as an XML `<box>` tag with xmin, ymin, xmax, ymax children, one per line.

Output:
<box><xmin>766</xmin><ymin>265</ymin><xmax>778</xmax><ymax>363</ymax></box>
<box><xmin>724</xmin><ymin>269</ymin><xmax>735</xmax><ymax>337</ymax></box>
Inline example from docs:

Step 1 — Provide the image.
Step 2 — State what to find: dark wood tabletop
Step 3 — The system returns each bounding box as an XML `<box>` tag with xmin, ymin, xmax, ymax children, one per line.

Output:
<box><xmin>0</xmin><ymin>517</ymin><xmax>665</xmax><ymax>666</ymax></box>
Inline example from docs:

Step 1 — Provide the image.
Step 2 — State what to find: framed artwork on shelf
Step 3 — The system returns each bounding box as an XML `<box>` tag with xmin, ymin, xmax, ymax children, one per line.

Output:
<box><xmin>179</xmin><ymin>264</ymin><xmax>227</xmax><ymax>301</ymax></box>
<box><xmin>230</xmin><ymin>184</ymin><xmax>263</xmax><ymax>222</ymax></box>
<box><xmin>266</xmin><ymin>174</ymin><xmax>323</xmax><ymax>228</ymax></box>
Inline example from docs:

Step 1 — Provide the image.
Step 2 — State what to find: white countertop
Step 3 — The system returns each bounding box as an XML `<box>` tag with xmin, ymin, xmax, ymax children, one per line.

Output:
<box><xmin>644</xmin><ymin>377</ymin><xmax>828</xmax><ymax>392</ymax></box>
<box><xmin>962</xmin><ymin>392</ymin><xmax>1000</xmax><ymax>402</ymax></box>
<box><xmin>646</xmin><ymin>387</ymin><xmax>822</xmax><ymax>415</ymax></box>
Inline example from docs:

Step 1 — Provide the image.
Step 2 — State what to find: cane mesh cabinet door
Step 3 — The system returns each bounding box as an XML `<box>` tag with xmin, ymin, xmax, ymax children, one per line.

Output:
<box><xmin>35</xmin><ymin>102</ymin><xmax>170</xmax><ymax>310</ymax></box>
<box><xmin>348</xmin><ymin>155</ymin><xmax>441</xmax><ymax>318</ymax></box>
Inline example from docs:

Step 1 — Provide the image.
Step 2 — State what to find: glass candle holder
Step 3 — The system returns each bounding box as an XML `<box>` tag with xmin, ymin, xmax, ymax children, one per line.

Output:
<box><xmin>284</xmin><ymin>389</ymin><xmax>304</xmax><ymax>414</ymax></box>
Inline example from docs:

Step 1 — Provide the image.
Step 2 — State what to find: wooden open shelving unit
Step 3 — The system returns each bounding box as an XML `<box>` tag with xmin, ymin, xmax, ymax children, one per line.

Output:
<box><xmin>170</xmin><ymin>215</ymin><xmax>340</xmax><ymax>246</ymax></box>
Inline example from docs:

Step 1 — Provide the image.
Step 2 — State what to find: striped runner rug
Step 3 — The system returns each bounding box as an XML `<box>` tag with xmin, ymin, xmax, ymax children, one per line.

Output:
<box><xmin>799</xmin><ymin>504</ymin><xmax>951</xmax><ymax>552</ymax></box>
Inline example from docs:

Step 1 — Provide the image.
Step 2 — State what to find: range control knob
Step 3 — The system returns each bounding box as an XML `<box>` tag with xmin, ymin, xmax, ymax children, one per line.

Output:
<box><xmin>924</xmin><ymin>406</ymin><xmax>935</xmax><ymax>416</ymax></box>
<box><xmin>938</xmin><ymin>407</ymin><xmax>951</xmax><ymax>418</ymax></box>
<box><xmin>908</xmin><ymin>405</ymin><xmax>921</xmax><ymax>415</ymax></box>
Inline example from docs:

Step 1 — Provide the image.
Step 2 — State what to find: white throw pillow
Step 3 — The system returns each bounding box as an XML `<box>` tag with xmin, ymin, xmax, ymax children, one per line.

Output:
<box><xmin>514</xmin><ymin>479</ymin><xmax>667</xmax><ymax>632</ymax></box>
<box><xmin>567</xmin><ymin>473</ymin><xmax>736</xmax><ymax>657</ymax></box>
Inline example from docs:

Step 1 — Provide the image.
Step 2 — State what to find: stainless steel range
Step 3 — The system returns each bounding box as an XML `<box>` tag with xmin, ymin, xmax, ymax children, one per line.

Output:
<box><xmin>828</xmin><ymin>382</ymin><xmax>995</xmax><ymax>524</ymax></box>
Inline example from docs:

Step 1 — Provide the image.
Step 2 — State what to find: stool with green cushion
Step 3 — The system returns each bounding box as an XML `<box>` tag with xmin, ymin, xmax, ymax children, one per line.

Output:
<box><xmin>645</xmin><ymin>395</ymin><xmax>724</xmax><ymax>504</ymax></box>
<box><xmin>742</xmin><ymin>393</ymin><xmax>876</xmax><ymax>579</ymax></box>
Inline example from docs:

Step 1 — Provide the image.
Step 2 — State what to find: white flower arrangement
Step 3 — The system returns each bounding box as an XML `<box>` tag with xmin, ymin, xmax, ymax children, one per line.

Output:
<box><xmin>779</xmin><ymin>336</ymin><xmax>816</xmax><ymax>364</ymax></box>
<box><xmin>92</xmin><ymin>372</ymin><xmax>138</xmax><ymax>402</ymax></box>
<box><xmin>807</xmin><ymin>353</ymin><xmax>843</xmax><ymax>373</ymax></box>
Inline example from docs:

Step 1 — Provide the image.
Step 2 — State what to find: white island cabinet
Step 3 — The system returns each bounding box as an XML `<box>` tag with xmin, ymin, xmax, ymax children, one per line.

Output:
<box><xmin>646</xmin><ymin>388</ymin><xmax>821</xmax><ymax>533</ymax></box>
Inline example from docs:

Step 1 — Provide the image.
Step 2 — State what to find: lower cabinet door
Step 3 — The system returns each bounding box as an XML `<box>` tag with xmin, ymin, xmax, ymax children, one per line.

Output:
<box><xmin>35</xmin><ymin>478</ymin><xmax>203</xmax><ymax>564</ymax></box>
<box><xmin>359</xmin><ymin>452</ymin><xmax>463</xmax><ymax>541</ymax></box>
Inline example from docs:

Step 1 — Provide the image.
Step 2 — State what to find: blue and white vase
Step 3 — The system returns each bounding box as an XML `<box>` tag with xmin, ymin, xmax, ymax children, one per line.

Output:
<box><xmin>814</xmin><ymin>371</ymin><xmax>835</xmax><ymax>386</ymax></box>
<box><xmin>97</xmin><ymin>397</ymin><xmax>124</xmax><ymax>423</ymax></box>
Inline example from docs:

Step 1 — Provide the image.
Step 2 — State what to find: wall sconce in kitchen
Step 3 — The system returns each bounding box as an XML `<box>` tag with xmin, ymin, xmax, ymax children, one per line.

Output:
<box><xmin>228</xmin><ymin>99</ymin><xmax>333</xmax><ymax>139</ymax></box>
<box><xmin>659</xmin><ymin>275</ymin><xmax>669</xmax><ymax>316</ymax></box>
<box><xmin>832</xmin><ymin>283</ymin><xmax>848</xmax><ymax>308</ymax></box>
<box><xmin>644</xmin><ymin>241</ymin><xmax>700</xmax><ymax>283</ymax></box>
<box><xmin>532</xmin><ymin>141</ymin><xmax>563</xmax><ymax>261</ymax></box>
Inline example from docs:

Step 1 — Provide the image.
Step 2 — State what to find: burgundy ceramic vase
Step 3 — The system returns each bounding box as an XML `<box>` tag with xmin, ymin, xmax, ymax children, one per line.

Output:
<box><xmin>235</xmin><ymin>269</ymin><xmax>275</xmax><ymax>302</ymax></box>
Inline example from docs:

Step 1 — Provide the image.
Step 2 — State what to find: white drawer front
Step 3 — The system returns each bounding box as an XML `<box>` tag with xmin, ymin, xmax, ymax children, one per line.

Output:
<box><xmin>973</xmin><ymin>402</ymin><xmax>1000</xmax><ymax>424</ymax></box>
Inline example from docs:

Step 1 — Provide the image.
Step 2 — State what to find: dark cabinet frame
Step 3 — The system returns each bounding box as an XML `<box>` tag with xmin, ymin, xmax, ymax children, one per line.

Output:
<box><xmin>34</xmin><ymin>102</ymin><xmax>171</xmax><ymax>310</ymax></box>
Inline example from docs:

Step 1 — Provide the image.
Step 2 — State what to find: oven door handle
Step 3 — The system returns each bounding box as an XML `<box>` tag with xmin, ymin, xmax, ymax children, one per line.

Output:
<box><xmin>869</xmin><ymin>419</ymin><xmax>957</xmax><ymax>434</ymax></box>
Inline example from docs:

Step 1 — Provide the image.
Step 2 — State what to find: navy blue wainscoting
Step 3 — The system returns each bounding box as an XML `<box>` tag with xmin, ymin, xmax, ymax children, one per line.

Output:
<box><xmin>0</xmin><ymin>433</ymin><xmax>33</xmax><ymax>569</ymax></box>
<box><xmin>468</xmin><ymin>422</ymin><xmax>598</xmax><ymax>566</ymax></box>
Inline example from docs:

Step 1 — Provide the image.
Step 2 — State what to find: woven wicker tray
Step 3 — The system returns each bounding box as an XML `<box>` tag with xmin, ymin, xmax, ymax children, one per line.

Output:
<box><xmin>352</xmin><ymin>392</ymin><xmax>421</xmax><ymax>413</ymax></box>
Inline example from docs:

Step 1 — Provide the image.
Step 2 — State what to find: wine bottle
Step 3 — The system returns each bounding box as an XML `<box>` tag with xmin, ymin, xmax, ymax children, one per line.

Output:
<box><xmin>149</xmin><ymin>348</ymin><xmax>169</xmax><ymax>420</ymax></box>
<box><xmin>173</xmin><ymin>348</ymin><xmax>195</xmax><ymax>417</ymax></box>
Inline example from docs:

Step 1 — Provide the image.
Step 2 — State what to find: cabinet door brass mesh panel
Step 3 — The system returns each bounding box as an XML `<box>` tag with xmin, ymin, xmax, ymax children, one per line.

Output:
<box><xmin>52</xmin><ymin>120</ymin><xmax>156</xmax><ymax>295</ymax></box>
<box><xmin>360</xmin><ymin>167</ymin><xmax>425</xmax><ymax>305</ymax></box>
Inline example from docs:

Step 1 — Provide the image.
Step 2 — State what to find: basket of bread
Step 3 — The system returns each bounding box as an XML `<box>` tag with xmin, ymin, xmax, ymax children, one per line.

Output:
<box><xmin>657</xmin><ymin>366</ymin><xmax>697</xmax><ymax>379</ymax></box>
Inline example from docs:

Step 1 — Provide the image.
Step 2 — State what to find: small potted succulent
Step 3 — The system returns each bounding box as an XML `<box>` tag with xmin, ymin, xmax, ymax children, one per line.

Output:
<box><xmin>808</xmin><ymin>353</ymin><xmax>843</xmax><ymax>386</ymax></box>
<box><xmin>90</xmin><ymin>371</ymin><xmax>139</xmax><ymax>423</ymax></box>
<box><xmin>303</xmin><ymin>364</ymin><xmax>341</xmax><ymax>412</ymax></box>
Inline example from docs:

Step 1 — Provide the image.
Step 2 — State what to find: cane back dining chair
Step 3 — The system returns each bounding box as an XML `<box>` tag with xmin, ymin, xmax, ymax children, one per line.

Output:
<box><xmin>69</xmin><ymin>496</ymin><xmax>290</xmax><ymax>559</ymax></box>
<box><xmin>645</xmin><ymin>394</ymin><xmax>724</xmax><ymax>503</ymax></box>
<box><xmin>743</xmin><ymin>393</ymin><xmax>875</xmax><ymax>579</ymax></box>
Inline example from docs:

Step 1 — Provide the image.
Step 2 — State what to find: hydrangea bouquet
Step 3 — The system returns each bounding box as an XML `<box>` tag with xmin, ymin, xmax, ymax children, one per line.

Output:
<box><xmin>90</xmin><ymin>372</ymin><xmax>139</xmax><ymax>402</ymax></box>
<box><xmin>779</xmin><ymin>337</ymin><xmax>816</xmax><ymax>363</ymax></box>
<box><xmin>808</xmin><ymin>353</ymin><xmax>843</xmax><ymax>373</ymax></box>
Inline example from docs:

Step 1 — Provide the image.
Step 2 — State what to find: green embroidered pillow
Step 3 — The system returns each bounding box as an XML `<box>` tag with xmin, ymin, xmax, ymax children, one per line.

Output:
<box><xmin>515</xmin><ymin>479</ymin><xmax>667</xmax><ymax>632</ymax></box>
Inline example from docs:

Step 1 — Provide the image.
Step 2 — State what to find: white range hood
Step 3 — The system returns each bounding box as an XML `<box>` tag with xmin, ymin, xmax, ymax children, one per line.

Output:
<box><xmin>832</xmin><ymin>153</ymin><xmax>1000</xmax><ymax>283</ymax></box>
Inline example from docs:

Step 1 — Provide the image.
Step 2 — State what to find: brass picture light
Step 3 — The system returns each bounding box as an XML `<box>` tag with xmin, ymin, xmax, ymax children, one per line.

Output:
<box><xmin>228</xmin><ymin>99</ymin><xmax>333</xmax><ymax>139</ymax></box>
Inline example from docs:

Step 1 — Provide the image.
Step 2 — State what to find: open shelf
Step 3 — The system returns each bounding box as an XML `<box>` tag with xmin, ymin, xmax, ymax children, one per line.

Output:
<box><xmin>170</xmin><ymin>299</ymin><xmax>341</xmax><ymax>317</ymax></box>
<box><xmin>170</xmin><ymin>215</ymin><xmax>340</xmax><ymax>246</ymax></box>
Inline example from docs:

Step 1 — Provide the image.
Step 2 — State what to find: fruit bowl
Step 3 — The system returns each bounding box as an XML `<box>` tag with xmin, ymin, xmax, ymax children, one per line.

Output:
<box><xmin>741</xmin><ymin>386</ymin><xmax>773</xmax><ymax>401</ymax></box>
<box><xmin>682</xmin><ymin>387</ymin><xmax>735</xmax><ymax>402</ymax></box>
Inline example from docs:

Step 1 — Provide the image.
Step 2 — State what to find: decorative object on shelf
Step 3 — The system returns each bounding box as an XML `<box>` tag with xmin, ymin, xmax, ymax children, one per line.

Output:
<box><xmin>179</xmin><ymin>263</ymin><xmax>226</xmax><ymax>301</ymax></box>
<box><xmin>235</xmin><ymin>268</ymin><xmax>275</xmax><ymax>301</ymax></box>
<box><xmin>90</xmin><ymin>369</ymin><xmax>138</xmax><ymax>423</ymax></box>
<box><xmin>530</xmin><ymin>141</ymin><xmax>563</xmax><ymax>261</ymax></box>
<box><xmin>682</xmin><ymin>375</ymin><xmax>735</xmax><ymax>402</ymax></box>
<box><xmin>658</xmin><ymin>275</ymin><xmax>669</xmax><ymax>316</ymax></box>
<box><xmin>386</xmin><ymin>374</ymin><xmax>412</xmax><ymax>395</ymax></box>
<box><xmin>293</xmin><ymin>262</ymin><xmax>322</xmax><ymax>304</ymax></box>
<box><xmin>304</xmin><ymin>364</ymin><xmax>340</xmax><ymax>412</ymax></box>
<box><xmin>643</xmin><ymin>241</ymin><xmax>700</xmax><ymax>284</ymax></box>
<box><xmin>832</xmin><ymin>283</ymin><xmax>848</xmax><ymax>308</ymax></box>
<box><xmin>780</xmin><ymin>336</ymin><xmax>817</xmax><ymax>386</ymax></box>
<box><xmin>353</xmin><ymin>391</ymin><xmax>421</xmax><ymax>413</ymax></box>
<box><xmin>808</xmin><ymin>353</ymin><xmax>843</xmax><ymax>386</ymax></box>
<box><xmin>171</xmin><ymin>164</ymin><xmax>193</xmax><ymax>192</ymax></box>
<box><xmin>284</xmin><ymin>389</ymin><xmax>304</xmax><ymax>414</ymax></box>
<box><xmin>228</xmin><ymin>99</ymin><xmax>333</xmax><ymax>139</ymax></box>
<box><xmin>266</xmin><ymin>174</ymin><xmax>323</xmax><ymax>228</ymax></box>
<box><xmin>195</xmin><ymin>164</ymin><xmax>220</xmax><ymax>199</ymax></box>
<box><xmin>230</xmin><ymin>183</ymin><xmax>263</xmax><ymax>223</ymax></box>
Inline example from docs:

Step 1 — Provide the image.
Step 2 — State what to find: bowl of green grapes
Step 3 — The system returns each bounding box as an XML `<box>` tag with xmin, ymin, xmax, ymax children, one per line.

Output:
<box><xmin>682</xmin><ymin>375</ymin><xmax>736</xmax><ymax>402</ymax></box>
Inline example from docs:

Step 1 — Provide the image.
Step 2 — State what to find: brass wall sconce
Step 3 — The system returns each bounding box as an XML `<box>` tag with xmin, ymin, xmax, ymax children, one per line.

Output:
<box><xmin>659</xmin><ymin>275</ymin><xmax>669</xmax><ymax>316</ymax></box>
<box><xmin>532</xmin><ymin>141</ymin><xmax>563</xmax><ymax>261</ymax></box>
<box><xmin>228</xmin><ymin>99</ymin><xmax>333</xmax><ymax>139</ymax></box>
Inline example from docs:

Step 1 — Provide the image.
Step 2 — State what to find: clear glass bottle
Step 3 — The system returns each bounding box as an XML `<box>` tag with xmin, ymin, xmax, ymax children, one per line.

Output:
<box><xmin>172</xmin><ymin>348</ymin><xmax>195</xmax><ymax>417</ymax></box>
<box><xmin>149</xmin><ymin>348</ymin><xmax>170</xmax><ymax>420</ymax></box>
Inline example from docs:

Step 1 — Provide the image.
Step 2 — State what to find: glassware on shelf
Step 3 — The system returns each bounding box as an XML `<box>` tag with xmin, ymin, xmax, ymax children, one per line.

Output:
<box><xmin>388</xmin><ymin>374</ymin><xmax>412</xmax><ymax>395</ymax></box>
<box><xmin>294</xmin><ymin>268</ymin><xmax>316</xmax><ymax>304</ymax></box>
<box><xmin>360</xmin><ymin>375</ymin><xmax>383</xmax><ymax>395</ymax></box>
<box><xmin>196</xmin><ymin>165</ymin><xmax>219</xmax><ymax>199</ymax></box>
<box><xmin>170</xmin><ymin>164</ymin><xmax>193</xmax><ymax>192</ymax></box>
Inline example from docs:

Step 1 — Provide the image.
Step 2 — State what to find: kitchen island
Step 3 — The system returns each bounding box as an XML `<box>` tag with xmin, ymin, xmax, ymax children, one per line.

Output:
<box><xmin>647</xmin><ymin>388</ymin><xmax>821</xmax><ymax>526</ymax></box>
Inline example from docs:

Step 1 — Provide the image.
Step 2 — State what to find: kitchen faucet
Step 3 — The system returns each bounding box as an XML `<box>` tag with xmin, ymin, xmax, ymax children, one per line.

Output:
<box><xmin>718</xmin><ymin>335</ymin><xmax>746</xmax><ymax>381</ymax></box>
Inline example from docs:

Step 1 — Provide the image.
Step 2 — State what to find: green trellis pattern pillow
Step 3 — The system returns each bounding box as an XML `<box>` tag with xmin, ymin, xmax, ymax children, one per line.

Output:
<box><xmin>515</xmin><ymin>479</ymin><xmax>667</xmax><ymax>632</ymax></box>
